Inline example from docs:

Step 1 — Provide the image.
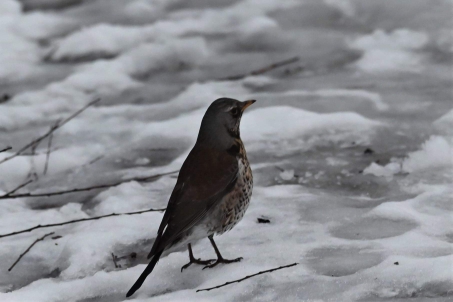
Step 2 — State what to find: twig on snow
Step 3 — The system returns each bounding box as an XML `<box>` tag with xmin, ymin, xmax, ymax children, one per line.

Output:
<box><xmin>87</xmin><ymin>155</ymin><xmax>104</xmax><ymax>166</ymax></box>
<box><xmin>112</xmin><ymin>253</ymin><xmax>120</xmax><ymax>268</ymax></box>
<box><xmin>8</xmin><ymin>232</ymin><xmax>55</xmax><ymax>271</ymax></box>
<box><xmin>218</xmin><ymin>57</ymin><xmax>300</xmax><ymax>81</ymax></box>
<box><xmin>0</xmin><ymin>146</ymin><xmax>12</xmax><ymax>153</ymax></box>
<box><xmin>196</xmin><ymin>263</ymin><xmax>298</xmax><ymax>292</ymax></box>
<box><xmin>0</xmin><ymin>98</ymin><xmax>101</xmax><ymax>165</ymax></box>
<box><xmin>1</xmin><ymin>179</ymin><xmax>33</xmax><ymax>198</ymax></box>
<box><xmin>43</xmin><ymin>120</ymin><xmax>59</xmax><ymax>175</ymax></box>
<box><xmin>0</xmin><ymin>170</ymin><xmax>179</xmax><ymax>200</ymax></box>
<box><xmin>0</xmin><ymin>208</ymin><xmax>166</xmax><ymax>239</ymax></box>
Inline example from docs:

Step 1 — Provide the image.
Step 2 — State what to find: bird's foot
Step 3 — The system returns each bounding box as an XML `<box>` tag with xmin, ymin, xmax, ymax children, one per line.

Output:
<box><xmin>181</xmin><ymin>258</ymin><xmax>215</xmax><ymax>272</ymax></box>
<box><xmin>202</xmin><ymin>256</ymin><xmax>243</xmax><ymax>270</ymax></box>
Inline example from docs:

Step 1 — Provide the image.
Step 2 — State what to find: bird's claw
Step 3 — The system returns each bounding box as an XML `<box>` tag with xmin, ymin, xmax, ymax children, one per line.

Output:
<box><xmin>181</xmin><ymin>258</ymin><xmax>215</xmax><ymax>272</ymax></box>
<box><xmin>202</xmin><ymin>257</ymin><xmax>243</xmax><ymax>270</ymax></box>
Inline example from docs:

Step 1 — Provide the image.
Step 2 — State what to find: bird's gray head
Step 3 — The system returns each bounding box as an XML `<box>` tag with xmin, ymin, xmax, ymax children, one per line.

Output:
<box><xmin>196</xmin><ymin>98</ymin><xmax>255</xmax><ymax>149</ymax></box>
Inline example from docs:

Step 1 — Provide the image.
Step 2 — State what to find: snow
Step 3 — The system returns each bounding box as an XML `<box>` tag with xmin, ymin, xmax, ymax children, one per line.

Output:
<box><xmin>0</xmin><ymin>37</ymin><xmax>210</xmax><ymax>130</ymax></box>
<box><xmin>49</xmin><ymin>0</ymin><xmax>295</xmax><ymax>61</ymax></box>
<box><xmin>349</xmin><ymin>29</ymin><xmax>429</xmax><ymax>73</ymax></box>
<box><xmin>0</xmin><ymin>0</ymin><xmax>21</xmax><ymax>15</ymax></box>
<box><xmin>0</xmin><ymin>0</ymin><xmax>452</xmax><ymax>301</ymax></box>
<box><xmin>49</xmin><ymin>23</ymin><xmax>157</xmax><ymax>61</ymax></box>
<box><xmin>363</xmin><ymin>135</ymin><xmax>453</xmax><ymax>177</ymax></box>
<box><xmin>434</xmin><ymin>109</ymin><xmax>453</xmax><ymax>135</ymax></box>
<box><xmin>268</xmin><ymin>89</ymin><xmax>389</xmax><ymax>111</ymax></box>
<box><xmin>363</xmin><ymin>162</ymin><xmax>401</xmax><ymax>178</ymax></box>
<box><xmin>0</xmin><ymin>1</ymin><xmax>76</xmax><ymax>82</ymax></box>
<box><xmin>402</xmin><ymin>136</ymin><xmax>453</xmax><ymax>173</ymax></box>
<box><xmin>279</xmin><ymin>169</ymin><xmax>295</xmax><ymax>181</ymax></box>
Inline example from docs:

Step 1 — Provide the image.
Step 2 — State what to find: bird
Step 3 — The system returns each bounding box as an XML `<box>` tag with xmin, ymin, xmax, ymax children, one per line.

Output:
<box><xmin>126</xmin><ymin>98</ymin><xmax>255</xmax><ymax>297</ymax></box>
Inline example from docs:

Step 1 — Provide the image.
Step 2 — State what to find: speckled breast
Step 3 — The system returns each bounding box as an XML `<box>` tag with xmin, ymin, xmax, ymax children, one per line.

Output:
<box><xmin>216</xmin><ymin>151</ymin><xmax>253</xmax><ymax>235</ymax></box>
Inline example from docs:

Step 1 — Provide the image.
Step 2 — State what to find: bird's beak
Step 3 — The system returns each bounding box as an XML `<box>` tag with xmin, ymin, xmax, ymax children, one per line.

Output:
<box><xmin>241</xmin><ymin>100</ymin><xmax>256</xmax><ymax>112</ymax></box>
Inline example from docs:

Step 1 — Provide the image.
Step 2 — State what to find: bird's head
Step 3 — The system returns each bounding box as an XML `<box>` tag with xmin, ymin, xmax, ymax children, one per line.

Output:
<box><xmin>197</xmin><ymin>98</ymin><xmax>255</xmax><ymax>148</ymax></box>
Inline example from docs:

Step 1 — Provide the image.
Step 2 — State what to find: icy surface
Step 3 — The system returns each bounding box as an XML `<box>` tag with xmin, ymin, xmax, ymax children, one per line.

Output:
<box><xmin>0</xmin><ymin>0</ymin><xmax>452</xmax><ymax>301</ymax></box>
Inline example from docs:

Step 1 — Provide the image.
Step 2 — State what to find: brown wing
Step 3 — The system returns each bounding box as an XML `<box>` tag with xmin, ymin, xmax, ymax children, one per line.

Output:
<box><xmin>148</xmin><ymin>145</ymin><xmax>238</xmax><ymax>258</ymax></box>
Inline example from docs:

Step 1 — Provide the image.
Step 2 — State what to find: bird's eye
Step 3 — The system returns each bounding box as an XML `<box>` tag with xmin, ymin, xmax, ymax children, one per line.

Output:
<box><xmin>230</xmin><ymin>107</ymin><xmax>239</xmax><ymax>117</ymax></box>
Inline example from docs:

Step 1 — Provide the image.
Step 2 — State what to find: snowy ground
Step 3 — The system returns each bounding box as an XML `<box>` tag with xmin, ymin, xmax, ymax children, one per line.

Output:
<box><xmin>0</xmin><ymin>0</ymin><xmax>452</xmax><ymax>301</ymax></box>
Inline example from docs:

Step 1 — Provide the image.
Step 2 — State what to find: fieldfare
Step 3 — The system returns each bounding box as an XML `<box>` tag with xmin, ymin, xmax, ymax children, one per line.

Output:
<box><xmin>127</xmin><ymin>98</ymin><xmax>255</xmax><ymax>297</ymax></box>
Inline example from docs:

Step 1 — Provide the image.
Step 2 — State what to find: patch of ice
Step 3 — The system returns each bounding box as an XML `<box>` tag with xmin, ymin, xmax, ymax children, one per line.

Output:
<box><xmin>349</xmin><ymin>29</ymin><xmax>429</xmax><ymax>73</ymax></box>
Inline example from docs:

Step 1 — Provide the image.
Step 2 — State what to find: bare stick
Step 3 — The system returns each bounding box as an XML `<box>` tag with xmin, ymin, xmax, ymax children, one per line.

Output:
<box><xmin>196</xmin><ymin>263</ymin><xmax>298</xmax><ymax>292</ymax></box>
<box><xmin>0</xmin><ymin>170</ymin><xmax>179</xmax><ymax>200</ymax></box>
<box><xmin>43</xmin><ymin>120</ymin><xmax>59</xmax><ymax>175</ymax></box>
<box><xmin>111</xmin><ymin>253</ymin><xmax>120</xmax><ymax>268</ymax></box>
<box><xmin>0</xmin><ymin>208</ymin><xmax>166</xmax><ymax>239</ymax></box>
<box><xmin>219</xmin><ymin>57</ymin><xmax>300</xmax><ymax>81</ymax></box>
<box><xmin>1</xmin><ymin>179</ymin><xmax>33</xmax><ymax>198</ymax></box>
<box><xmin>8</xmin><ymin>232</ymin><xmax>55</xmax><ymax>271</ymax></box>
<box><xmin>87</xmin><ymin>155</ymin><xmax>104</xmax><ymax>166</ymax></box>
<box><xmin>0</xmin><ymin>98</ymin><xmax>101</xmax><ymax>165</ymax></box>
<box><xmin>0</xmin><ymin>146</ymin><xmax>12</xmax><ymax>153</ymax></box>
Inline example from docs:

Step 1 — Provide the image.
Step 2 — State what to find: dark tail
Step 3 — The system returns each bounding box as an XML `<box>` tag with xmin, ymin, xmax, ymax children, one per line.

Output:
<box><xmin>126</xmin><ymin>250</ymin><xmax>164</xmax><ymax>297</ymax></box>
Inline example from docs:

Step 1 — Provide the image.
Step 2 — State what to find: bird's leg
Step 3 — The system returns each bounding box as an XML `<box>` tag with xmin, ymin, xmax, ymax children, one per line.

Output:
<box><xmin>202</xmin><ymin>236</ymin><xmax>243</xmax><ymax>269</ymax></box>
<box><xmin>181</xmin><ymin>243</ymin><xmax>215</xmax><ymax>272</ymax></box>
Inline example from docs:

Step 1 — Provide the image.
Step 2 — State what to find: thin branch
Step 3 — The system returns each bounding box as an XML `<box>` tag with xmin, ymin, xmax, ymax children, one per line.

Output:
<box><xmin>87</xmin><ymin>155</ymin><xmax>104</xmax><ymax>166</ymax></box>
<box><xmin>0</xmin><ymin>170</ymin><xmax>179</xmax><ymax>200</ymax></box>
<box><xmin>27</xmin><ymin>140</ymin><xmax>39</xmax><ymax>181</ymax></box>
<box><xmin>8</xmin><ymin>232</ymin><xmax>55</xmax><ymax>271</ymax></box>
<box><xmin>0</xmin><ymin>146</ymin><xmax>12</xmax><ymax>153</ymax></box>
<box><xmin>218</xmin><ymin>57</ymin><xmax>300</xmax><ymax>81</ymax></box>
<box><xmin>43</xmin><ymin>120</ymin><xmax>59</xmax><ymax>175</ymax></box>
<box><xmin>196</xmin><ymin>263</ymin><xmax>298</xmax><ymax>292</ymax></box>
<box><xmin>112</xmin><ymin>253</ymin><xmax>120</xmax><ymax>268</ymax></box>
<box><xmin>0</xmin><ymin>98</ymin><xmax>101</xmax><ymax>165</ymax></box>
<box><xmin>21</xmin><ymin>147</ymin><xmax>60</xmax><ymax>156</ymax></box>
<box><xmin>0</xmin><ymin>208</ymin><xmax>166</xmax><ymax>239</ymax></box>
<box><xmin>1</xmin><ymin>179</ymin><xmax>33</xmax><ymax>197</ymax></box>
